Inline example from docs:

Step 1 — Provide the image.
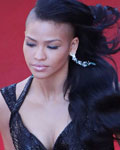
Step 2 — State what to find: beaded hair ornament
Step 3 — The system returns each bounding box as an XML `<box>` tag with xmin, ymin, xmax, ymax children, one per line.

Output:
<box><xmin>70</xmin><ymin>54</ymin><xmax>96</xmax><ymax>67</ymax></box>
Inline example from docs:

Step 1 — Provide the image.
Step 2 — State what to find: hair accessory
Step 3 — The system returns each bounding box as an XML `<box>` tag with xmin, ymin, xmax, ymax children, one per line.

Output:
<box><xmin>70</xmin><ymin>54</ymin><xmax>96</xmax><ymax>67</ymax></box>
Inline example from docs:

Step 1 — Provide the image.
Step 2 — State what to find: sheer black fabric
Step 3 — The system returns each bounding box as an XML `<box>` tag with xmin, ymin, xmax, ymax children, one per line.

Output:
<box><xmin>0</xmin><ymin>76</ymin><xmax>81</xmax><ymax>150</ymax></box>
<box><xmin>0</xmin><ymin>76</ymin><xmax>114</xmax><ymax>150</ymax></box>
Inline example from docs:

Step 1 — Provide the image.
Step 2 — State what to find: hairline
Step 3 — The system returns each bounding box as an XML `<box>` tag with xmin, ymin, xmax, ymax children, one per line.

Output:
<box><xmin>25</xmin><ymin>8</ymin><xmax>75</xmax><ymax>35</ymax></box>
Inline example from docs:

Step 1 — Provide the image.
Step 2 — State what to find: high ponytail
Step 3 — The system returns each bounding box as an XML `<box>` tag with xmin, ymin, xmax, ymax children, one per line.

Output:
<box><xmin>65</xmin><ymin>4</ymin><xmax>120</xmax><ymax>149</ymax></box>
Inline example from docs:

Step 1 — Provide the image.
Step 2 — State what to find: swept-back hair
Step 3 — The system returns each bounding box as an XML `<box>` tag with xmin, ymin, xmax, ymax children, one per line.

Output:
<box><xmin>33</xmin><ymin>0</ymin><xmax>120</xmax><ymax>149</ymax></box>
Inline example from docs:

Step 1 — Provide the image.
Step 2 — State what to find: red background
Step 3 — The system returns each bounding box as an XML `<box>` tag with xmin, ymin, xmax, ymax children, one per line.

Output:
<box><xmin>0</xmin><ymin>0</ymin><xmax>120</xmax><ymax>149</ymax></box>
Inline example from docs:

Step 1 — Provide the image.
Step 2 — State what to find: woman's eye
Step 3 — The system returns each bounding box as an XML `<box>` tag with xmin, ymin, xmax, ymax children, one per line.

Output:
<box><xmin>47</xmin><ymin>46</ymin><xmax>59</xmax><ymax>50</ymax></box>
<box><xmin>26</xmin><ymin>42</ymin><xmax>36</xmax><ymax>47</ymax></box>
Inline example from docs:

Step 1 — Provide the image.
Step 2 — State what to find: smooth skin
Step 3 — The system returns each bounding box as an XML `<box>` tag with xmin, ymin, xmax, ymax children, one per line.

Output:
<box><xmin>0</xmin><ymin>19</ymin><xmax>79</xmax><ymax>150</ymax></box>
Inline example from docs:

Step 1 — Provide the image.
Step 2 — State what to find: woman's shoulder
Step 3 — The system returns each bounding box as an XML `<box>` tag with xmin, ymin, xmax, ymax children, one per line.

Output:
<box><xmin>0</xmin><ymin>89</ymin><xmax>11</xmax><ymax>131</ymax></box>
<box><xmin>15</xmin><ymin>76</ymin><xmax>31</xmax><ymax>100</ymax></box>
<box><xmin>0</xmin><ymin>76</ymin><xmax>30</xmax><ymax>113</ymax></box>
<box><xmin>0</xmin><ymin>91</ymin><xmax>6</xmax><ymax>112</ymax></box>
<box><xmin>0</xmin><ymin>76</ymin><xmax>30</xmax><ymax>96</ymax></box>
<box><xmin>0</xmin><ymin>76</ymin><xmax>31</xmax><ymax>129</ymax></box>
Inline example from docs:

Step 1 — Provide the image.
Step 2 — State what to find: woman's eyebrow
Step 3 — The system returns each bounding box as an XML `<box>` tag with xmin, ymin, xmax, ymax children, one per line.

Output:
<box><xmin>26</xmin><ymin>36</ymin><xmax>62</xmax><ymax>43</ymax></box>
<box><xmin>26</xmin><ymin>36</ymin><xmax>37</xmax><ymax>42</ymax></box>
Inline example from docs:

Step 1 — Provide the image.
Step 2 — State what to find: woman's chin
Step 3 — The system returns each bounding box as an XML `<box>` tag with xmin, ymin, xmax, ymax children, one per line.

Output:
<box><xmin>31</xmin><ymin>71</ymin><xmax>52</xmax><ymax>80</ymax></box>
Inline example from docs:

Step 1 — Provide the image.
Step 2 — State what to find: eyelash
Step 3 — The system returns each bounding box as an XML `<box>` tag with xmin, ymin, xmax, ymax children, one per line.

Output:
<box><xmin>26</xmin><ymin>42</ymin><xmax>59</xmax><ymax>50</ymax></box>
<box><xmin>26</xmin><ymin>43</ymin><xmax>36</xmax><ymax>47</ymax></box>
<box><xmin>47</xmin><ymin>46</ymin><xmax>59</xmax><ymax>49</ymax></box>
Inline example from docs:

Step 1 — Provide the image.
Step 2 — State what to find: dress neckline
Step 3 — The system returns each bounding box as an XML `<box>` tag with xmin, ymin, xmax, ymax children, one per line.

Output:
<box><xmin>13</xmin><ymin>75</ymin><xmax>72</xmax><ymax>150</ymax></box>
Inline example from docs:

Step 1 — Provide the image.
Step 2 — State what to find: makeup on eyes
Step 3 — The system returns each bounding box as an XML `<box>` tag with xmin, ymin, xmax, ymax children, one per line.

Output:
<box><xmin>26</xmin><ymin>42</ymin><xmax>36</xmax><ymax>47</ymax></box>
<box><xmin>25</xmin><ymin>35</ymin><xmax>62</xmax><ymax>44</ymax></box>
<box><xmin>25</xmin><ymin>36</ymin><xmax>61</xmax><ymax>49</ymax></box>
<box><xmin>26</xmin><ymin>43</ymin><xmax>59</xmax><ymax>50</ymax></box>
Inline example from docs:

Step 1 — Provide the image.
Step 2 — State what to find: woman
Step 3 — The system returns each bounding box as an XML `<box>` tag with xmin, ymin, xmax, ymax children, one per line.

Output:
<box><xmin>0</xmin><ymin>0</ymin><xmax>120</xmax><ymax>149</ymax></box>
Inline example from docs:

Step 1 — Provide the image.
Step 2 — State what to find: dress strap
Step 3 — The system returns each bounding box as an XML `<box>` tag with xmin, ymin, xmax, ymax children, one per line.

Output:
<box><xmin>12</xmin><ymin>75</ymin><xmax>33</xmax><ymax>114</ymax></box>
<box><xmin>0</xmin><ymin>83</ymin><xmax>16</xmax><ymax>112</ymax></box>
<box><xmin>0</xmin><ymin>75</ymin><xmax>33</xmax><ymax>113</ymax></box>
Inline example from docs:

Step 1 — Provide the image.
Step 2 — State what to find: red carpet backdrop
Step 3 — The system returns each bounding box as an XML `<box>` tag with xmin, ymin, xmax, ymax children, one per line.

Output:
<box><xmin>0</xmin><ymin>0</ymin><xmax>120</xmax><ymax>150</ymax></box>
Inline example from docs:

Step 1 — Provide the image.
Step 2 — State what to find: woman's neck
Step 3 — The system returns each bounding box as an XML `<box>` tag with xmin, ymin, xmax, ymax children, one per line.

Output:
<box><xmin>31</xmin><ymin>63</ymin><xmax>68</xmax><ymax>102</ymax></box>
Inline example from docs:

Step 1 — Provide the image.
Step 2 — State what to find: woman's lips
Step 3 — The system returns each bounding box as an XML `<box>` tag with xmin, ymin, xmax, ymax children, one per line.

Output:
<box><xmin>31</xmin><ymin>64</ymin><xmax>49</xmax><ymax>71</ymax></box>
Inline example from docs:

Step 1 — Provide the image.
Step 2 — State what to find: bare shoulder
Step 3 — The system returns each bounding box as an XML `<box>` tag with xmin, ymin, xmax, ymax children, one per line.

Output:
<box><xmin>0</xmin><ymin>91</ymin><xmax>10</xmax><ymax>131</ymax></box>
<box><xmin>0</xmin><ymin>76</ymin><xmax>30</xmax><ymax>128</ymax></box>
<box><xmin>0</xmin><ymin>91</ymin><xmax>6</xmax><ymax>112</ymax></box>
<box><xmin>16</xmin><ymin>76</ymin><xmax>31</xmax><ymax>100</ymax></box>
<box><xmin>0</xmin><ymin>91</ymin><xmax>8</xmax><ymax>114</ymax></box>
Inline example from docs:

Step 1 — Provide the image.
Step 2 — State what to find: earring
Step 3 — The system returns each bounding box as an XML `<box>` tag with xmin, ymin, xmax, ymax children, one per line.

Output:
<box><xmin>70</xmin><ymin>53</ymin><xmax>96</xmax><ymax>67</ymax></box>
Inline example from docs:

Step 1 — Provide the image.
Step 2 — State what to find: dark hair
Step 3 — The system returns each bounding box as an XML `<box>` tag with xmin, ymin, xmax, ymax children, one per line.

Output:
<box><xmin>34</xmin><ymin>0</ymin><xmax>120</xmax><ymax>149</ymax></box>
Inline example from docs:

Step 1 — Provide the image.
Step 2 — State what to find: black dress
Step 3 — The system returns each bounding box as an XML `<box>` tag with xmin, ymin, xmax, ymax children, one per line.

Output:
<box><xmin>0</xmin><ymin>76</ymin><xmax>80</xmax><ymax>150</ymax></box>
<box><xmin>0</xmin><ymin>76</ymin><xmax>115</xmax><ymax>150</ymax></box>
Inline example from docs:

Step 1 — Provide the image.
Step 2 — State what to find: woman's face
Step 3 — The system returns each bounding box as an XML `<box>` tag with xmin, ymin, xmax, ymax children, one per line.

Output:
<box><xmin>23</xmin><ymin>19</ymin><xmax>79</xmax><ymax>79</ymax></box>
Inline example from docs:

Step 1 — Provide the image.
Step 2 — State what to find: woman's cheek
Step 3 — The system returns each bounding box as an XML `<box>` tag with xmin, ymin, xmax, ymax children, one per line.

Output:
<box><xmin>51</xmin><ymin>51</ymin><xmax>69</xmax><ymax>68</ymax></box>
<box><xmin>23</xmin><ymin>49</ymin><xmax>31</xmax><ymax>65</ymax></box>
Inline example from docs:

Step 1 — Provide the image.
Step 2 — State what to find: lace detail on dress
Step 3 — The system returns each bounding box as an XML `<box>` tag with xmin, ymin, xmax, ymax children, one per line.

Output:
<box><xmin>0</xmin><ymin>76</ymin><xmax>82</xmax><ymax>150</ymax></box>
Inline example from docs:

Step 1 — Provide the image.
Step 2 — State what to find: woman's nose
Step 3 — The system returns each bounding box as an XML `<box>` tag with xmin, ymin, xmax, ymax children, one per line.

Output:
<box><xmin>34</xmin><ymin>48</ymin><xmax>47</xmax><ymax>60</ymax></box>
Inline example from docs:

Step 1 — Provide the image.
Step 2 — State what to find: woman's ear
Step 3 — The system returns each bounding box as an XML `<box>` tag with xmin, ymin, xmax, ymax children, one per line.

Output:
<box><xmin>69</xmin><ymin>37</ymin><xmax>79</xmax><ymax>56</ymax></box>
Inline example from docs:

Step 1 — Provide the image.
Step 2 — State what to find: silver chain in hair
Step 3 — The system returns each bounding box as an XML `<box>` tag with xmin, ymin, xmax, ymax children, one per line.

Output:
<box><xmin>70</xmin><ymin>54</ymin><xmax>96</xmax><ymax>67</ymax></box>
